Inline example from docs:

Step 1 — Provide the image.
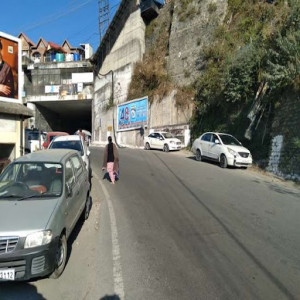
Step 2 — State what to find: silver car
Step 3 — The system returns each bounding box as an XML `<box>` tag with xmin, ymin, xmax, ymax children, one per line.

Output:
<box><xmin>0</xmin><ymin>149</ymin><xmax>91</xmax><ymax>281</ymax></box>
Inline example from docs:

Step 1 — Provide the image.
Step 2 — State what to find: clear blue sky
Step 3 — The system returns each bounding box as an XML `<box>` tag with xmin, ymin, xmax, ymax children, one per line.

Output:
<box><xmin>0</xmin><ymin>0</ymin><xmax>120</xmax><ymax>53</ymax></box>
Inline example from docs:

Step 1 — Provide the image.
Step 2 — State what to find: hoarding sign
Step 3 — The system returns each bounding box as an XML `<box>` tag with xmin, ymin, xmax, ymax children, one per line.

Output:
<box><xmin>0</xmin><ymin>32</ymin><xmax>21</xmax><ymax>103</ymax></box>
<box><xmin>72</xmin><ymin>72</ymin><xmax>93</xmax><ymax>83</ymax></box>
<box><xmin>117</xmin><ymin>97</ymin><xmax>148</xmax><ymax>131</ymax></box>
<box><xmin>45</xmin><ymin>85</ymin><xmax>60</xmax><ymax>94</ymax></box>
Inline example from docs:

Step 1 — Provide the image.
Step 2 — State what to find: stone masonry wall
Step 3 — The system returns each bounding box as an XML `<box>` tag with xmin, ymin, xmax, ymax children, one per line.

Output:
<box><xmin>168</xmin><ymin>0</ymin><xmax>228</xmax><ymax>86</ymax></box>
<box><xmin>267</xmin><ymin>91</ymin><xmax>300</xmax><ymax>181</ymax></box>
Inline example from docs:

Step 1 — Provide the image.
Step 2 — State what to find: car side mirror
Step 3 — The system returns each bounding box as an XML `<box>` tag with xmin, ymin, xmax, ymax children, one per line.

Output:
<box><xmin>215</xmin><ymin>140</ymin><xmax>220</xmax><ymax>144</ymax></box>
<box><xmin>160</xmin><ymin>137</ymin><xmax>164</xmax><ymax>140</ymax></box>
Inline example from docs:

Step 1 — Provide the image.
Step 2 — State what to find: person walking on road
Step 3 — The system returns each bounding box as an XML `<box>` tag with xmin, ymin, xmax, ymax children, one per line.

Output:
<box><xmin>102</xmin><ymin>136</ymin><xmax>119</xmax><ymax>184</ymax></box>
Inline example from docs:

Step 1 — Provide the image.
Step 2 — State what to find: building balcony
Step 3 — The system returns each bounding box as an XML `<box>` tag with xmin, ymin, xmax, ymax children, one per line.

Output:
<box><xmin>27</xmin><ymin>60</ymin><xmax>90</xmax><ymax>70</ymax></box>
<box><xmin>24</xmin><ymin>83</ymin><xmax>93</xmax><ymax>102</ymax></box>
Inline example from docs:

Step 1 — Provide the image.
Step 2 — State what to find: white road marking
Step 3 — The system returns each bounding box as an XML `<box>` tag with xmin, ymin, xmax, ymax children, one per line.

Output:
<box><xmin>94</xmin><ymin>172</ymin><xmax>125</xmax><ymax>299</ymax></box>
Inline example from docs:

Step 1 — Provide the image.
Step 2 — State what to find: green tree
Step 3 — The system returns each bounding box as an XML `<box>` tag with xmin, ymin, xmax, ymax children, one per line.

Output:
<box><xmin>264</xmin><ymin>1</ymin><xmax>300</xmax><ymax>90</ymax></box>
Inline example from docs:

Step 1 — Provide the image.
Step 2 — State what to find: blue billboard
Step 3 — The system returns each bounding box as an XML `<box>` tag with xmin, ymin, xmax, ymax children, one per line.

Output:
<box><xmin>117</xmin><ymin>97</ymin><xmax>148</xmax><ymax>131</ymax></box>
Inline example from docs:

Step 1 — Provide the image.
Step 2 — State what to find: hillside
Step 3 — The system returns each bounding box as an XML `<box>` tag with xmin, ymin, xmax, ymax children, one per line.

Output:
<box><xmin>128</xmin><ymin>0</ymin><xmax>300</xmax><ymax>180</ymax></box>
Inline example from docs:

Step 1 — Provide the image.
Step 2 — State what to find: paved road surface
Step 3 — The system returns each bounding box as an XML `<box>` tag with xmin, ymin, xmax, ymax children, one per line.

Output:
<box><xmin>0</xmin><ymin>146</ymin><xmax>299</xmax><ymax>300</ymax></box>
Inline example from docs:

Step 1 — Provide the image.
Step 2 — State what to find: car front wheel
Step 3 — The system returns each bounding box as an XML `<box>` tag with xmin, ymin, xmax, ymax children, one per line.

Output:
<box><xmin>196</xmin><ymin>149</ymin><xmax>202</xmax><ymax>161</ymax></box>
<box><xmin>220</xmin><ymin>154</ymin><xmax>228</xmax><ymax>168</ymax></box>
<box><xmin>145</xmin><ymin>142</ymin><xmax>151</xmax><ymax>150</ymax></box>
<box><xmin>50</xmin><ymin>234</ymin><xmax>67</xmax><ymax>279</ymax></box>
<box><xmin>163</xmin><ymin>144</ymin><xmax>169</xmax><ymax>152</ymax></box>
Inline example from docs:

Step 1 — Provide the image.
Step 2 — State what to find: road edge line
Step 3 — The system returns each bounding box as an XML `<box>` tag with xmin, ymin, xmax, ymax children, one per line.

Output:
<box><xmin>94</xmin><ymin>172</ymin><xmax>125</xmax><ymax>299</ymax></box>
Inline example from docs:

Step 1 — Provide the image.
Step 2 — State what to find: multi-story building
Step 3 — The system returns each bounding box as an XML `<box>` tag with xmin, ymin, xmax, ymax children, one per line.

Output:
<box><xmin>19</xmin><ymin>33</ymin><xmax>94</xmax><ymax>134</ymax></box>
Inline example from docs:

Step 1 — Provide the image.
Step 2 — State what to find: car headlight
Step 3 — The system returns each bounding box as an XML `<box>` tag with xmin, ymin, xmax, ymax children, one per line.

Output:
<box><xmin>24</xmin><ymin>230</ymin><xmax>52</xmax><ymax>249</ymax></box>
<box><xmin>227</xmin><ymin>147</ymin><xmax>237</xmax><ymax>156</ymax></box>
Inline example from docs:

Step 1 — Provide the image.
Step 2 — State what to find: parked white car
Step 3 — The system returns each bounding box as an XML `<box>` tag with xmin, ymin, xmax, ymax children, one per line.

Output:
<box><xmin>144</xmin><ymin>132</ymin><xmax>182</xmax><ymax>152</ymax></box>
<box><xmin>48</xmin><ymin>135</ymin><xmax>91</xmax><ymax>177</ymax></box>
<box><xmin>192</xmin><ymin>132</ymin><xmax>252</xmax><ymax>168</ymax></box>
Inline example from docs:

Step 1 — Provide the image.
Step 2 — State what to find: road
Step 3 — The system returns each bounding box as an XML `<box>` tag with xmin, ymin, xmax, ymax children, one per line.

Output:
<box><xmin>0</xmin><ymin>146</ymin><xmax>299</xmax><ymax>300</ymax></box>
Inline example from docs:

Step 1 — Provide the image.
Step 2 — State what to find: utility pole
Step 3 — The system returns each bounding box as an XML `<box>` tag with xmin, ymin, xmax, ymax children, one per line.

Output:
<box><xmin>98</xmin><ymin>0</ymin><xmax>110</xmax><ymax>42</ymax></box>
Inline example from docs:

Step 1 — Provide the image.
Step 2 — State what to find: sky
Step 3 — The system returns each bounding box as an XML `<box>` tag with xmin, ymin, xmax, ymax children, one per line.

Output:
<box><xmin>0</xmin><ymin>0</ymin><xmax>120</xmax><ymax>53</ymax></box>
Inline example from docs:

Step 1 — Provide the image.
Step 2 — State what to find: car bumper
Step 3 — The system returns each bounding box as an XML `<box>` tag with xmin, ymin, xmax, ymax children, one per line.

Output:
<box><xmin>227</xmin><ymin>156</ymin><xmax>252</xmax><ymax>167</ymax></box>
<box><xmin>169</xmin><ymin>145</ymin><xmax>182</xmax><ymax>151</ymax></box>
<box><xmin>0</xmin><ymin>237</ymin><xmax>58</xmax><ymax>281</ymax></box>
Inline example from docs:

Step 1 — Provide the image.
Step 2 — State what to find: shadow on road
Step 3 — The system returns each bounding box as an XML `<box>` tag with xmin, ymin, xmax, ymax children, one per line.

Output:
<box><xmin>100</xmin><ymin>295</ymin><xmax>120</xmax><ymax>300</ymax></box>
<box><xmin>102</xmin><ymin>171</ymin><xmax>119</xmax><ymax>183</ymax></box>
<box><xmin>267</xmin><ymin>182</ymin><xmax>300</xmax><ymax>197</ymax></box>
<box><xmin>186</xmin><ymin>155</ymin><xmax>239</xmax><ymax>169</ymax></box>
<box><xmin>66</xmin><ymin>196</ymin><xmax>93</xmax><ymax>265</ymax></box>
<box><xmin>0</xmin><ymin>282</ymin><xmax>46</xmax><ymax>300</ymax></box>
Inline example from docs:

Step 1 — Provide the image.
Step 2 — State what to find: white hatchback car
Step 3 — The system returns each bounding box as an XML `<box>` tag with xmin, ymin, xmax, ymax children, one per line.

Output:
<box><xmin>144</xmin><ymin>131</ymin><xmax>182</xmax><ymax>152</ymax></box>
<box><xmin>192</xmin><ymin>132</ymin><xmax>252</xmax><ymax>168</ymax></box>
<box><xmin>48</xmin><ymin>135</ymin><xmax>91</xmax><ymax>177</ymax></box>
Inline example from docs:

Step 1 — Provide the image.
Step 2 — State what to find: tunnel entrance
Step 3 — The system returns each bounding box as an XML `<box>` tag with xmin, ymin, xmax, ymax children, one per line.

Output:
<box><xmin>32</xmin><ymin>100</ymin><xmax>92</xmax><ymax>134</ymax></box>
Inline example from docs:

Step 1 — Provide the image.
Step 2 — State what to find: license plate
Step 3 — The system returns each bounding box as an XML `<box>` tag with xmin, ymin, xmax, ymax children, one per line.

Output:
<box><xmin>0</xmin><ymin>269</ymin><xmax>15</xmax><ymax>281</ymax></box>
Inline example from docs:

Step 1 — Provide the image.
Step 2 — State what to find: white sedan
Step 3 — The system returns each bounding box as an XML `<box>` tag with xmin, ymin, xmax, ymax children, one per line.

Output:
<box><xmin>144</xmin><ymin>132</ymin><xmax>182</xmax><ymax>152</ymax></box>
<box><xmin>48</xmin><ymin>135</ymin><xmax>91</xmax><ymax>178</ymax></box>
<box><xmin>192</xmin><ymin>132</ymin><xmax>252</xmax><ymax>168</ymax></box>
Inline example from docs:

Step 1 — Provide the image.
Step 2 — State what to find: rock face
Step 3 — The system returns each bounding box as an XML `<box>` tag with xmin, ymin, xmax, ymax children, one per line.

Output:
<box><xmin>168</xmin><ymin>0</ymin><xmax>228</xmax><ymax>86</ymax></box>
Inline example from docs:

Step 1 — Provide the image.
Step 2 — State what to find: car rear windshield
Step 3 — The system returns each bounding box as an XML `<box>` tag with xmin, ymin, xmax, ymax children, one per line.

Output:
<box><xmin>0</xmin><ymin>162</ymin><xmax>63</xmax><ymax>199</ymax></box>
<box><xmin>50</xmin><ymin>140</ymin><xmax>83</xmax><ymax>155</ymax></box>
<box><xmin>219</xmin><ymin>134</ymin><xmax>241</xmax><ymax>146</ymax></box>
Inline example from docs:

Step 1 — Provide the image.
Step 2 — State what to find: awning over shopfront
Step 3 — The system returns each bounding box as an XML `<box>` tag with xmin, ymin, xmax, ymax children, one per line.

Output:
<box><xmin>0</xmin><ymin>101</ymin><xmax>33</xmax><ymax>119</ymax></box>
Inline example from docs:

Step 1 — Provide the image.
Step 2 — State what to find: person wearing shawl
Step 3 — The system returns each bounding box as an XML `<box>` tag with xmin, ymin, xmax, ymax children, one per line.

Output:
<box><xmin>0</xmin><ymin>39</ymin><xmax>15</xmax><ymax>98</ymax></box>
<box><xmin>102</xmin><ymin>136</ymin><xmax>119</xmax><ymax>184</ymax></box>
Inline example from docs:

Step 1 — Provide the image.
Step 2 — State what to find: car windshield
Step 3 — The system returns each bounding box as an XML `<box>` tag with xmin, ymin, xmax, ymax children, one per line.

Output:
<box><xmin>49</xmin><ymin>140</ymin><xmax>84</xmax><ymax>156</ymax></box>
<box><xmin>219</xmin><ymin>134</ymin><xmax>241</xmax><ymax>146</ymax></box>
<box><xmin>0</xmin><ymin>162</ymin><xmax>63</xmax><ymax>200</ymax></box>
<box><xmin>162</xmin><ymin>133</ymin><xmax>174</xmax><ymax>139</ymax></box>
